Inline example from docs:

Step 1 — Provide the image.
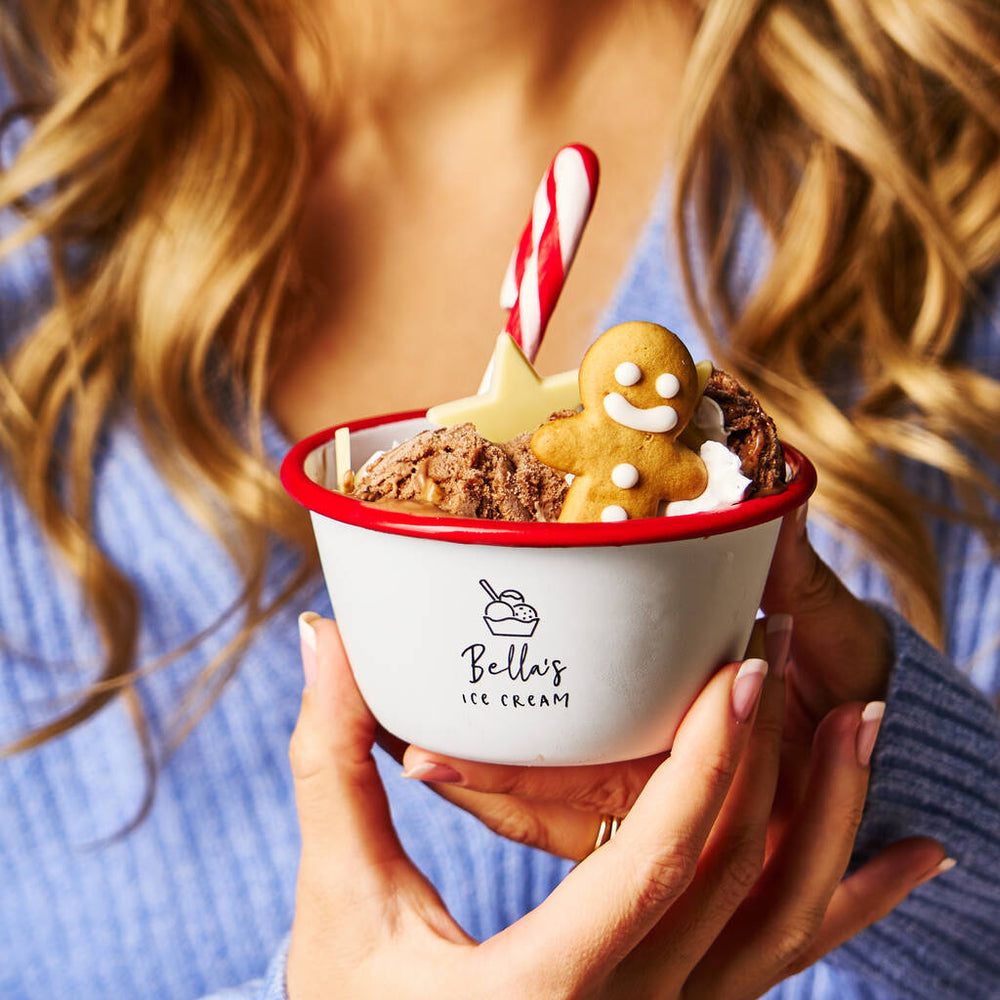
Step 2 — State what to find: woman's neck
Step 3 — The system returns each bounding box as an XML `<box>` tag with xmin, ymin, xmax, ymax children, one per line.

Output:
<box><xmin>273</xmin><ymin>0</ymin><xmax>697</xmax><ymax>440</ymax></box>
<box><xmin>311</xmin><ymin>0</ymin><xmax>682</xmax><ymax>123</ymax></box>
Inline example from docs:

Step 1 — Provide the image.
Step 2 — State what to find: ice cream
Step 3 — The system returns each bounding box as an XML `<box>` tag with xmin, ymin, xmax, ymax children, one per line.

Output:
<box><xmin>701</xmin><ymin>369</ymin><xmax>784</xmax><ymax>497</ymax></box>
<box><xmin>351</xmin><ymin>419</ymin><xmax>570</xmax><ymax>521</ymax></box>
<box><xmin>278</xmin><ymin>146</ymin><xmax>813</xmax><ymax>767</ymax></box>
<box><xmin>348</xmin><ymin>336</ymin><xmax>784</xmax><ymax>523</ymax></box>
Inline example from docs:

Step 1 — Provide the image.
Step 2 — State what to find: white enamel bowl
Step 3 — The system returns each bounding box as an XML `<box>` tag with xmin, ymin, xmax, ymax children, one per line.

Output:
<box><xmin>281</xmin><ymin>410</ymin><xmax>815</xmax><ymax>765</ymax></box>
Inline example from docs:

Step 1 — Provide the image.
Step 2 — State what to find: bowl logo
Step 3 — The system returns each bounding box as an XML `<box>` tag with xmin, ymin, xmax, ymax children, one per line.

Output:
<box><xmin>479</xmin><ymin>579</ymin><xmax>539</xmax><ymax>637</ymax></box>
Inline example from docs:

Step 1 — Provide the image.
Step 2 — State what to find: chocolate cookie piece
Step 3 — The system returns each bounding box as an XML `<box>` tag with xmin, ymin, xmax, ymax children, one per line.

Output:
<box><xmin>703</xmin><ymin>369</ymin><xmax>786</xmax><ymax>496</ymax></box>
<box><xmin>352</xmin><ymin>423</ymin><xmax>535</xmax><ymax>520</ymax></box>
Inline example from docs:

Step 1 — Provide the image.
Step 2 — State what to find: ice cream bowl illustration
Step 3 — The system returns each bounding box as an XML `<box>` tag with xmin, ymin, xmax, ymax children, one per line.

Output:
<box><xmin>281</xmin><ymin>409</ymin><xmax>816</xmax><ymax>766</ymax></box>
<box><xmin>481</xmin><ymin>580</ymin><xmax>540</xmax><ymax>637</ymax></box>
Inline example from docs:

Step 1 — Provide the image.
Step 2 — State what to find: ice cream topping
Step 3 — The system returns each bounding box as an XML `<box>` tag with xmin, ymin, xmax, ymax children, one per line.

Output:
<box><xmin>346</xmin><ymin>321</ymin><xmax>785</xmax><ymax>523</ymax></box>
<box><xmin>602</xmin><ymin>392</ymin><xmax>679</xmax><ymax>433</ymax></box>
<box><xmin>531</xmin><ymin>322</ymin><xmax>708</xmax><ymax>522</ymax></box>
<box><xmin>426</xmin><ymin>332</ymin><xmax>580</xmax><ymax>443</ymax></box>
<box><xmin>338</xmin><ymin>146</ymin><xmax>784</xmax><ymax>524</ymax></box>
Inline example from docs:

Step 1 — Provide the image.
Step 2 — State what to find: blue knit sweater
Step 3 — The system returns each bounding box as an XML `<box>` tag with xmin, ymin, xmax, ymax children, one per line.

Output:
<box><xmin>1</xmin><ymin>141</ymin><xmax>998</xmax><ymax>1000</ymax></box>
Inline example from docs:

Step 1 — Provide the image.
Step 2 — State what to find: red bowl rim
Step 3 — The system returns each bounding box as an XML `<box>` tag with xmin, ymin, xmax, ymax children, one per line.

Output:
<box><xmin>280</xmin><ymin>408</ymin><xmax>817</xmax><ymax>548</ymax></box>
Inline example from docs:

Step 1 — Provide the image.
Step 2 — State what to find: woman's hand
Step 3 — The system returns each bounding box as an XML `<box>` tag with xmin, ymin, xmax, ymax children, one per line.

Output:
<box><xmin>756</xmin><ymin>506</ymin><xmax>897</xmax><ymax>834</ymax></box>
<box><xmin>395</xmin><ymin>608</ymin><xmax>945</xmax><ymax>990</ymax></box>
<box><xmin>760</xmin><ymin>504</ymin><xmax>892</xmax><ymax>731</ymax></box>
<box><xmin>288</xmin><ymin>617</ymin><xmax>824</xmax><ymax>1000</ymax></box>
<box><xmin>286</xmin><ymin>612</ymin><xmax>873</xmax><ymax>999</ymax></box>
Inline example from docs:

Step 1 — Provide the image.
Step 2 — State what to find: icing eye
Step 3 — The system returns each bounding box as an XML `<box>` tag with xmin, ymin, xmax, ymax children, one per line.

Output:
<box><xmin>614</xmin><ymin>362</ymin><xmax>641</xmax><ymax>386</ymax></box>
<box><xmin>656</xmin><ymin>373</ymin><xmax>680</xmax><ymax>399</ymax></box>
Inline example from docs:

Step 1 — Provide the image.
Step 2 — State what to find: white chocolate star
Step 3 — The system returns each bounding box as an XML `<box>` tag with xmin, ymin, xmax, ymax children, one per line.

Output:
<box><xmin>696</xmin><ymin>360</ymin><xmax>713</xmax><ymax>396</ymax></box>
<box><xmin>426</xmin><ymin>333</ymin><xmax>581</xmax><ymax>442</ymax></box>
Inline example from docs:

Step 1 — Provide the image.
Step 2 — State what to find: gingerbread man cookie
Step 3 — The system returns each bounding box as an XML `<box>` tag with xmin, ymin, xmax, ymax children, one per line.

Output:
<box><xmin>531</xmin><ymin>322</ymin><xmax>707</xmax><ymax>522</ymax></box>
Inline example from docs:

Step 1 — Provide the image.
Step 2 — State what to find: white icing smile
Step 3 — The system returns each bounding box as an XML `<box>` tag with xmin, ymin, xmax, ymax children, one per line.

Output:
<box><xmin>603</xmin><ymin>392</ymin><xmax>678</xmax><ymax>433</ymax></box>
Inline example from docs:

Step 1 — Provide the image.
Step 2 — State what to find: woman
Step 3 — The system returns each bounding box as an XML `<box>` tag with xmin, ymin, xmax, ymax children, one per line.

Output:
<box><xmin>1</xmin><ymin>1</ymin><xmax>997</xmax><ymax>997</ymax></box>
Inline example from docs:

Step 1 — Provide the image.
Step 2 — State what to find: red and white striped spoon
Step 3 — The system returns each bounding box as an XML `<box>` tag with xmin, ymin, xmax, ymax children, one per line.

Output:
<box><xmin>479</xmin><ymin>144</ymin><xmax>599</xmax><ymax>391</ymax></box>
<box><xmin>501</xmin><ymin>143</ymin><xmax>600</xmax><ymax>362</ymax></box>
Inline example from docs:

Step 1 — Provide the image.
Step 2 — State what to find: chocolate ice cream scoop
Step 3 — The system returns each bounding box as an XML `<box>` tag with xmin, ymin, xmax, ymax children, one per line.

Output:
<box><xmin>703</xmin><ymin>370</ymin><xmax>786</xmax><ymax>497</ymax></box>
<box><xmin>351</xmin><ymin>422</ymin><xmax>567</xmax><ymax>521</ymax></box>
<box><xmin>501</xmin><ymin>411</ymin><xmax>574</xmax><ymax>522</ymax></box>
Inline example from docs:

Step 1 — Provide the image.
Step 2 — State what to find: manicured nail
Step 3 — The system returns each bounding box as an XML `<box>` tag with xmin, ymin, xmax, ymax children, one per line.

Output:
<box><xmin>298</xmin><ymin>612</ymin><xmax>320</xmax><ymax>689</ymax></box>
<box><xmin>765</xmin><ymin>614</ymin><xmax>793</xmax><ymax>680</ymax></box>
<box><xmin>917</xmin><ymin>856</ymin><xmax>957</xmax><ymax>885</ymax></box>
<box><xmin>401</xmin><ymin>761</ymin><xmax>463</xmax><ymax>784</ymax></box>
<box><xmin>732</xmin><ymin>659</ymin><xmax>768</xmax><ymax>723</ymax></box>
<box><xmin>856</xmin><ymin>701</ymin><xmax>885</xmax><ymax>767</ymax></box>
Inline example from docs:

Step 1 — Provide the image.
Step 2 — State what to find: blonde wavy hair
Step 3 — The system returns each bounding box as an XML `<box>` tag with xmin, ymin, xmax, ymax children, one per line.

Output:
<box><xmin>0</xmin><ymin>0</ymin><xmax>325</xmax><ymax>797</ymax></box>
<box><xmin>1</xmin><ymin>0</ymin><xmax>999</xmax><ymax>776</ymax></box>
<box><xmin>675</xmin><ymin>0</ymin><xmax>1000</xmax><ymax>645</ymax></box>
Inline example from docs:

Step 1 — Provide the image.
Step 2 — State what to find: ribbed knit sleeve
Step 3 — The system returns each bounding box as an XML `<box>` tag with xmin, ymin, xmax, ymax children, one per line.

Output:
<box><xmin>818</xmin><ymin>606</ymin><xmax>1000</xmax><ymax>1000</ymax></box>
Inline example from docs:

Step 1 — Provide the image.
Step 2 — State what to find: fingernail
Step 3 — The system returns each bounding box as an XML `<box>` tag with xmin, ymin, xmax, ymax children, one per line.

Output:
<box><xmin>856</xmin><ymin>701</ymin><xmax>885</xmax><ymax>767</ymax></box>
<box><xmin>298</xmin><ymin>612</ymin><xmax>320</xmax><ymax>689</ymax></box>
<box><xmin>732</xmin><ymin>658</ymin><xmax>768</xmax><ymax>723</ymax></box>
<box><xmin>765</xmin><ymin>614</ymin><xmax>793</xmax><ymax>680</ymax></box>
<box><xmin>917</xmin><ymin>856</ymin><xmax>957</xmax><ymax>885</ymax></box>
<box><xmin>401</xmin><ymin>761</ymin><xmax>463</xmax><ymax>784</ymax></box>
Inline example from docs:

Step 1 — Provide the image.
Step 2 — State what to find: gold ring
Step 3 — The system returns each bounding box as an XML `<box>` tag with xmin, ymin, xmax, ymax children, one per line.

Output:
<box><xmin>593</xmin><ymin>814</ymin><xmax>625</xmax><ymax>851</ymax></box>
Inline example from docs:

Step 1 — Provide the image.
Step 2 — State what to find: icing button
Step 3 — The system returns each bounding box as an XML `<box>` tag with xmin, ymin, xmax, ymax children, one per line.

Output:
<box><xmin>611</xmin><ymin>463</ymin><xmax>640</xmax><ymax>489</ymax></box>
<box><xmin>656</xmin><ymin>372</ymin><xmax>680</xmax><ymax>398</ymax></box>
<box><xmin>601</xmin><ymin>505</ymin><xmax>629</xmax><ymax>522</ymax></box>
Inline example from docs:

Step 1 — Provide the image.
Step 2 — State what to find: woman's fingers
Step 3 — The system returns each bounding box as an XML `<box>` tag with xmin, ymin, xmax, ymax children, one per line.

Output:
<box><xmin>629</xmin><ymin>617</ymin><xmax>791</xmax><ymax>983</ymax></box>
<box><xmin>289</xmin><ymin>615</ymin><xmax>464</xmax><ymax>941</ymax></box>
<box><xmin>761</xmin><ymin>508</ymin><xmax>891</xmax><ymax>718</ymax></box>
<box><xmin>684</xmin><ymin>699</ymin><xmax>885</xmax><ymax>999</ymax></box>
<box><xmin>289</xmin><ymin>613</ymin><xmax>406</xmax><ymax>876</ymax></box>
<box><xmin>399</xmin><ymin>619</ymin><xmax>781</xmax><ymax>861</ymax></box>
<box><xmin>758</xmin><ymin>701</ymin><xmax>884</xmax><ymax>914</ymax></box>
<box><xmin>287</xmin><ymin>616</ymin><xmax>471</xmax><ymax>999</ymax></box>
<box><xmin>489</xmin><ymin>657</ymin><xmax>767</xmax><ymax>991</ymax></box>
<box><xmin>410</xmin><ymin>780</ymin><xmax>610</xmax><ymax>860</ymax></box>
<box><xmin>784</xmin><ymin>837</ymin><xmax>951</xmax><ymax>976</ymax></box>
<box><xmin>400</xmin><ymin>748</ymin><xmax>665</xmax><ymax>816</ymax></box>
